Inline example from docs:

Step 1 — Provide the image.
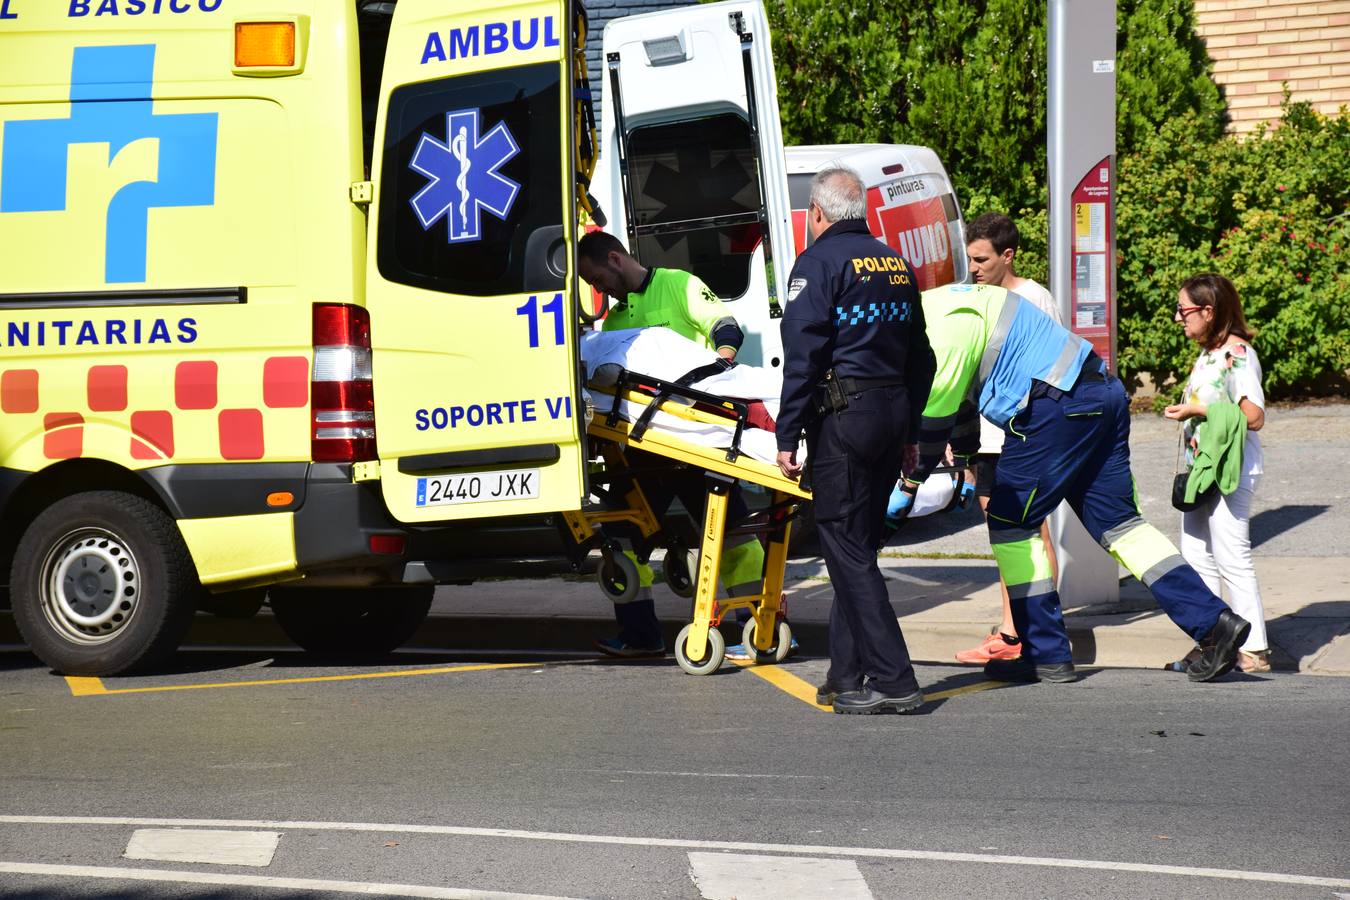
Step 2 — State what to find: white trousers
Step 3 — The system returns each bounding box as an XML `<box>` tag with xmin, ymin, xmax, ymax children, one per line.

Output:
<box><xmin>1180</xmin><ymin>473</ymin><xmax>1268</xmax><ymax>652</ymax></box>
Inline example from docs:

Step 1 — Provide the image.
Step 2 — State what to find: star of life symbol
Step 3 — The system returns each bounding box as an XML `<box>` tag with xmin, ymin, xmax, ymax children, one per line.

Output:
<box><xmin>408</xmin><ymin>109</ymin><xmax>520</xmax><ymax>243</ymax></box>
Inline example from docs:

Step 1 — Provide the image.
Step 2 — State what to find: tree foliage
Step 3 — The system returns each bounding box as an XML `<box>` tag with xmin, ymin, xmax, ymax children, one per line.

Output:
<box><xmin>766</xmin><ymin>0</ymin><xmax>1349</xmax><ymax>396</ymax></box>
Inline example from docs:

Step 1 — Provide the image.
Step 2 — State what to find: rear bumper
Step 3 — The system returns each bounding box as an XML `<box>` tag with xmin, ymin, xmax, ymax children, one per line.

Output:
<box><xmin>253</xmin><ymin>463</ymin><xmax>582</xmax><ymax>586</ymax></box>
<box><xmin>146</xmin><ymin>461</ymin><xmax>581</xmax><ymax>586</ymax></box>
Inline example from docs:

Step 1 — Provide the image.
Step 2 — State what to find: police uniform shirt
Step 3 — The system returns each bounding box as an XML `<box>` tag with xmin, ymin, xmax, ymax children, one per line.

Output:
<box><xmin>777</xmin><ymin>219</ymin><xmax>934</xmax><ymax>451</ymax></box>
<box><xmin>601</xmin><ymin>267</ymin><xmax>740</xmax><ymax>354</ymax></box>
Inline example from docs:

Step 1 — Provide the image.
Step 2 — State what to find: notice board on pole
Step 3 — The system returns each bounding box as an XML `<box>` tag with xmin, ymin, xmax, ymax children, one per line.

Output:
<box><xmin>1069</xmin><ymin>155</ymin><xmax>1114</xmax><ymax>369</ymax></box>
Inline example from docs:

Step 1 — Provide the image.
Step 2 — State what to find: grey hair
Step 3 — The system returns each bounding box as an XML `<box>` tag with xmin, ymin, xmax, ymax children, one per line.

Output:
<box><xmin>809</xmin><ymin>166</ymin><xmax>866</xmax><ymax>222</ymax></box>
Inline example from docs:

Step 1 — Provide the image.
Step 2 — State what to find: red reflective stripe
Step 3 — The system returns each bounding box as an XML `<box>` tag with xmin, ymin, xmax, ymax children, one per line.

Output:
<box><xmin>2</xmin><ymin>369</ymin><xmax>39</xmax><ymax>414</ymax></box>
<box><xmin>218</xmin><ymin>408</ymin><xmax>264</xmax><ymax>460</ymax></box>
<box><xmin>130</xmin><ymin>410</ymin><xmax>175</xmax><ymax>460</ymax></box>
<box><xmin>175</xmin><ymin>361</ymin><xmax>218</xmax><ymax>410</ymax></box>
<box><xmin>43</xmin><ymin>412</ymin><xmax>84</xmax><ymax>459</ymax></box>
<box><xmin>87</xmin><ymin>365</ymin><xmax>129</xmax><ymax>412</ymax></box>
<box><xmin>263</xmin><ymin>356</ymin><xmax>309</xmax><ymax>408</ymax></box>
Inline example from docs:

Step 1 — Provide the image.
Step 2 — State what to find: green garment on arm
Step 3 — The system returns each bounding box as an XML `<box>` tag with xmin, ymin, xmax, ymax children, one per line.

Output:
<box><xmin>601</xmin><ymin>268</ymin><xmax>733</xmax><ymax>351</ymax></box>
<box><xmin>1186</xmin><ymin>401</ymin><xmax>1247</xmax><ymax>502</ymax></box>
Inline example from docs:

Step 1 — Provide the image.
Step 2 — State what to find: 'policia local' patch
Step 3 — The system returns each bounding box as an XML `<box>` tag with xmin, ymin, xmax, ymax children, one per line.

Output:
<box><xmin>787</xmin><ymin>277</ymin><xmax>808</xmax><ymax>302</ymax></box>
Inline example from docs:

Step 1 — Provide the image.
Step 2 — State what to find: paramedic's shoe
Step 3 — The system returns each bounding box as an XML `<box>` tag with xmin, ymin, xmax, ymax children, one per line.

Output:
<box><xmin>723</xmin><ymin>638</ymin><xmax>800</xmax><ymax>662</ymax></box>
<box><xmin>954</xmin><ymin>631</ymin><xmax>1022</xmax><ymax>664</ymax></box>
<box><xmin>594</xmin><ymin>637</ymin><xmax>665</xmax><ymax>659</ymax></box>
<box><xmin>984</xmin><ymin>658</ymin><xmax>1077</xmax><ymax>684</ymax></box>
<box><xmin>832</xmin><ymin>687</ymin><xmax>923</xmax><ymax>715</ymax></box>
<box><xmin>1187</xmin><ymin>610</ymin><xmax>1251</xmax><ymax>683</ymax></box>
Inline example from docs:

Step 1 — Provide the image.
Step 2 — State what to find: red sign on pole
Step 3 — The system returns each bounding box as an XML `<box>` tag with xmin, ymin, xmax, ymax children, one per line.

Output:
<box><xmin>1069</xmin><ymin>155</ymin><xmax>1114</xmax><ymax>370</ymax></box>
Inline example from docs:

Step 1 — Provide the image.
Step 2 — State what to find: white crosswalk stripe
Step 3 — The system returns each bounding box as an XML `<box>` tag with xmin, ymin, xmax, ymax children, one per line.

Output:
<box><xmin>124</xmin><ymin>828</ymin><xmax>281</xmax><ymax>867</ymax></box>
<box><xmin>689</xmin><ymin>852</ymin><xmax>874</xmax><ymax>900</ymax></box>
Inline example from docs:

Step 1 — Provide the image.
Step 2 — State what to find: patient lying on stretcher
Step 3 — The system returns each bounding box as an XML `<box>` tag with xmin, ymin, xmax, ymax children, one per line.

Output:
<box><xmin>580</xmin><ymin>326</ymin><xmax>786</xmax><ymax>465</ymax></box>
<box><xmin>580</xmin><ymin>327</ymin><xmax>963</xmax><ymax>516</ymax></box>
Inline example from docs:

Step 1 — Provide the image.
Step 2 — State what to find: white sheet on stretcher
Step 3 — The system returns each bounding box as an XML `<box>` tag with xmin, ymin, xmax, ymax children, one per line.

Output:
<box><xmin>580</xmin><ymin>327</ymin><xmax>787</xmax><ymax>465</ymax></box>
<box><xmin>580</xmin><ymin>326</ymin><xmax>957</xmax><ymax>518</ymax></box>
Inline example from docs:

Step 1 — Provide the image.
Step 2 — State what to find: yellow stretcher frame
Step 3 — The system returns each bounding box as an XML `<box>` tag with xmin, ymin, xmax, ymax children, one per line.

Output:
<box><xmin>572</xmin><ymin>382</ymin><xmax>810</xmax><ymax>675</ymax></box>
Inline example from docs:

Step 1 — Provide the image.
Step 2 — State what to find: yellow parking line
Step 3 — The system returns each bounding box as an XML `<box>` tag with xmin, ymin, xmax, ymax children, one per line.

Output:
<box><xmin>730</xmin><ymin>657</ymin><xmax>832</xmax><ymax>710</ymax></box>
<box><xmin>926</xmin><ymin>680</ymin><xmax>1006</xmax><ymax>701</ymax></box>
<box><xmin>64</xmin><ymin>661</ymin><xmax>539</xmax><ymax>697</ymax></box>
<box><xmin>64</xmin><ymin>676</ymin><xmax>108</xmax><ymax>696</ymax></box>
<box><xmin>730</xmin><ymin>658</ymin><xmax>1005</xmax><ymax>711</ymax></box>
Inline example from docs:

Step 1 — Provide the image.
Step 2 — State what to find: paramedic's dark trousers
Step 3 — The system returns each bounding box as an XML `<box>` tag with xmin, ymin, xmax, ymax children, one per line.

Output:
<box><xmin>987</xmin><ymin>370</ymin><xmax>1230</xmax><ymax>664</ymax></box>
<box><xmin>808</xmin><ymin>385</ymin><xmax>920</xmax><ymax>694</ymax></box>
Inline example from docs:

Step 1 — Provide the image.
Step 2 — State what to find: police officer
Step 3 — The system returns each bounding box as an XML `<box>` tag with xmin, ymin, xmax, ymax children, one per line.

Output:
<box><xmin>776</xmin><ymin>167</ymin><xmax>935</xmax><ymax>715</ymax></box>
<box><xmin>577</xmin><ymin>231</ymin><xmax>768</xmax><ymax>658</ymax></box>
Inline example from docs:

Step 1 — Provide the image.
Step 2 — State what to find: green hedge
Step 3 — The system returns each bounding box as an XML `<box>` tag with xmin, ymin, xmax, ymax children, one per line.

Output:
<box><xmin>764</xmin><ymin>0</ymin><xmax>1350</xmax><ymax>398</ymax></box>
<box><xmin>1116</xmin><ymin>104</ymin><xmax>1350</xmax><ymax>398</ymax></box>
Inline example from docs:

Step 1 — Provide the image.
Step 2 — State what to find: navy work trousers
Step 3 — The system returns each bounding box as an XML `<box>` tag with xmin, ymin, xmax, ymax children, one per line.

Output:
<box><xmin>808</xmin><ymin>385</ymin><xmax>919</xmax><ymax>694</ymax></box>
<box><xmin>988</xmin><ymin>373</ymin><xmax>1228</xmax><ymax>664</ymax></box>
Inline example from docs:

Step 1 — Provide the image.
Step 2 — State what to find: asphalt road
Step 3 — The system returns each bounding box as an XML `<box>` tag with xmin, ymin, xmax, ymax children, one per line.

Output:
<box><xmin>2</xmin><ymin>643</ymin><xmax>1348</xmax><ymax>899</ymax></box>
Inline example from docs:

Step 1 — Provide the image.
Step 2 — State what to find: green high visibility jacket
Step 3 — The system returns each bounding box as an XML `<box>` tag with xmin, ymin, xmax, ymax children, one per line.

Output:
<box><xmin>601</xmin><ymin>268</ymin><xmax>743</xmax><ymax>354</ymax></box>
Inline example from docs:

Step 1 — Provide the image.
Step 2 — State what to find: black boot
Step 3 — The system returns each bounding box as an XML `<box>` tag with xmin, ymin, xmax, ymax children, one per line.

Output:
<box><xmin>1187</xmin><ymin>610</ymin><xmax>1251</xmax><ymax>683</ymax></box>
<box><xmin>832</xmin><ymin>687</ymin><xmax>923</xmax><ymax>715</ymax></box>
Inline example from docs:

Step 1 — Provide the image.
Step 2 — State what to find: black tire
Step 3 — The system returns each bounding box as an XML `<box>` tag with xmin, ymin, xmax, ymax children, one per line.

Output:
<box><xmin>199</xmin><ymin>587</ymin><xmax>267</xmax><ymax>619</ymax></box>
<box><xmin>596</xmin><ymin>551</ymin><xmax>640</xmax><ymax>603</ymax></box>
<box><xmin>10</xmin><ymin>491</ymin><xmax>201</xmax><ymax>676</ymax></box>
<box><xmin>268</xmin><ymin>586</ymin><xmax>434</xmax><ymax>655</ymax></box>
<box><xmin>661</xmin><ymin>546</ymin><xmax>697</xmax><ymax>599</ymax></box>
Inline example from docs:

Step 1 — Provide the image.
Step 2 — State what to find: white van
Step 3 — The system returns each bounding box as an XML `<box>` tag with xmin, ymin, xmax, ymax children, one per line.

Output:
<box><xmin>593</xmin><ymin>0</ymin><xmax>966</xmax><ymax>368</ymax></box>
<box><xmin>785</xmin><ymin>144</ymin><xmax>968</xmax><ymax>291</ymax></box>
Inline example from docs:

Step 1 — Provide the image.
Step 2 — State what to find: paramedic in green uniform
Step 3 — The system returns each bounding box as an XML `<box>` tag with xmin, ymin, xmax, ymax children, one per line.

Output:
<box><xmin>577</xmin><ymin>231</ymin><xmax>769</xmax><ymax>658</ymax></box>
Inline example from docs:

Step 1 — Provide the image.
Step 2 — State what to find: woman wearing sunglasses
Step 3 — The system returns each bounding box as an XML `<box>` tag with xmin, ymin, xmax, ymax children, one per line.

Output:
<box><xmin>1163</xmin><ymin>273</ymin><xmax>1270</xmax><ymax>673</ymax></box>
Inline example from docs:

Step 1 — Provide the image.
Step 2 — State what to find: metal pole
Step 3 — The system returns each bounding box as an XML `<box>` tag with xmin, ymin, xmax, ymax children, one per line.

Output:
<box><xmin>1048</xmin><ymin>0</ymin><xmax>1120</xmax><ymax>607</ymax></box>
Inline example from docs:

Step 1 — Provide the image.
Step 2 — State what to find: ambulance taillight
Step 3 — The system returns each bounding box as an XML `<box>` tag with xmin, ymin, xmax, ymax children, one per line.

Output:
<box><xmin>311</xmin><ymin>304</ymin><xmax>376</xmax><ymax>462</ymax></box>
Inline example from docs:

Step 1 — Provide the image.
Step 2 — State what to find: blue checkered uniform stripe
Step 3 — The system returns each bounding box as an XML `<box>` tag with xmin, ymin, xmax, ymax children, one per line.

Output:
<box><xmin>833</xmin><ymin>301</ymin><xmax>912</xmax><ymax>326</ymax></box>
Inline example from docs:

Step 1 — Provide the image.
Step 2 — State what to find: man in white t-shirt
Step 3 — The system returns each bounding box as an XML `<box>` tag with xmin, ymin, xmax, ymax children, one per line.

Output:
<box><xmin>956</xmin><ymin>213</ymin><xmax>1063</xmax><ymax>665</ymax></box>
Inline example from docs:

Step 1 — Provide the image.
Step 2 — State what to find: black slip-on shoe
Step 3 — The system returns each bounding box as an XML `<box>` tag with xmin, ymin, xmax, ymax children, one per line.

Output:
<box><xmin>831</xmin><ymin>688</ymin><xmax>924</xmax><ymax>715</ymax></box>
<box><xmin>1187</xmin><ymin>610</ymin><xmax>1251</xmax><ymax>683</ymax></box>
<box><xmin>984</xmin><ymin>658</ymin><xmax>1077</xmax><ymax>683</ymax></box>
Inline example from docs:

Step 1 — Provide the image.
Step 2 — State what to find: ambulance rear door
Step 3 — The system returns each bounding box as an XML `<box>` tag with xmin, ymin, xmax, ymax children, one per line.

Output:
<box><xmin>600</xmin><ymin>0</ymin><xmax>794</xmax><ymax>369</ymax></box>
<box><xmin>365</xmin><ymin>0</ymin><xmax>587</xmax><ymax>523</ymax></box>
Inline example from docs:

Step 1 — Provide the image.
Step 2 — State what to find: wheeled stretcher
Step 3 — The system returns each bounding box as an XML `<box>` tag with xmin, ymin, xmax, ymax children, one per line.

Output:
<box><xmin>561</xmin><ymin>368</ymin><xmax>810</xmax><ymax>675</ymax></box>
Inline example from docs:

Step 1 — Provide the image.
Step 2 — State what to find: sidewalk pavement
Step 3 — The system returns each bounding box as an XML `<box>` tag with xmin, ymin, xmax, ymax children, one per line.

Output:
<box><xmin>401</xmin><ymin>552</ymin><xmax>1350</xmax><ymax>676</ymax></box>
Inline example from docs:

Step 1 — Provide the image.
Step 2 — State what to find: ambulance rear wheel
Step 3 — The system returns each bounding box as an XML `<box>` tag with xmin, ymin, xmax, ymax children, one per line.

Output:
<box><xmin>268</xmin><ymin>586</ymin><xmax>434</xmax><ymax>656</ymax></box>
<box><xmin>597</xmin><ymin>552</ymin><xmax>640</xmax><ymax>604</ymax></box>
<box><xmin>674</xmin><ymin>623</ymin><xmax>725</xmax><ymax>676</ymax></box>
<box><xmin>10</xmin><ymin>491</ymin><xmax>201</xmax><ymax>676</ymax></box>
<box><xmin>661</xmin><ymin>546</ymin><xmax>698</xmax><ymax>599</ymax></box>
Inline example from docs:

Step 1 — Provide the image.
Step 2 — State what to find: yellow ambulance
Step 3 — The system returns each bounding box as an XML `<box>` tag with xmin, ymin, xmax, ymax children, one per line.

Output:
<box><xmin>0</xmin><ymin>0</ymin><xmax>596</xmax><ymax>674</ymax></box>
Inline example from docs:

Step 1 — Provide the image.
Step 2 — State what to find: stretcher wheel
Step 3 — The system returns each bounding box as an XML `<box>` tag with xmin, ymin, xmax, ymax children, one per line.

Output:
<box><xmin>661</xmin><ymin>547</ymin><xmax>698</xmax><ymax>599</ymax></box>
<box><xmin>597</xmin><ymin>552</ymin><xmax>640</xmax><ymax>604</ymax></box>
<box><xmin>674</xmin><ymin>623</ymin><xmax>725</xmax><ymax>675</ymax></box>
<box><xmin>742</xmin><ymin>618</ymin><xmax>793</xmax><ymax>664</ymax></box>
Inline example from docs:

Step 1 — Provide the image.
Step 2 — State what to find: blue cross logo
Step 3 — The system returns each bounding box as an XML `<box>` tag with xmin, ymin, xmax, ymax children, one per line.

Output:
<box><xmin>408</xmin><ymin>109</ymin><xmax>520</xmax><ymax>243</ymax></box>
<box><xmin>0</xmin><ymin>45</ymin><xmax>218</xmax><ymax>284</ymax></box>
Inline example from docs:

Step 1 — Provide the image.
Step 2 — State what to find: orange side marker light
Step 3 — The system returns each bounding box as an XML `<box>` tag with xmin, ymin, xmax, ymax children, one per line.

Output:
<box><xmin>235</xmin><ymin>22</ymin><xmax>296</xmax><ymax>68</ymax></box>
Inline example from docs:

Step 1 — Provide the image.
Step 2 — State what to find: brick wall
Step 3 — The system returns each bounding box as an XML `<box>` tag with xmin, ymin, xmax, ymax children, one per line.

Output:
<box><xmin>1195</xmin><ymin>0</ymin><xmax>1350</xmax><ymax>132</ymax></box>
<box><xmin>582</xmin><ymin>0</ymin><xmax>700</xmax><ymax>117</ymax></box>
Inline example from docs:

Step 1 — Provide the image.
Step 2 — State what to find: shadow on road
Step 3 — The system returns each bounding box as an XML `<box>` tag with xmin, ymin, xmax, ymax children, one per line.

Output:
<box><xmin>1250</xmin><ymin>503</ymin><xmax>1330</xmax><ymax>549</ymax></box>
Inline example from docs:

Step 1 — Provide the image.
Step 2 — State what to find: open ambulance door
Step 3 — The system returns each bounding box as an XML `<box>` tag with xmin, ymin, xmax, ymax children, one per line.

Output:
<box><xmin>600</xmin><ymin>0</ymin><xmax>794</xmax><ymax>369</ymax></box>
<box><xmin>364</xmin><ymin>0</ymin><xmax>587</xmax><ymax>523</ymax></box>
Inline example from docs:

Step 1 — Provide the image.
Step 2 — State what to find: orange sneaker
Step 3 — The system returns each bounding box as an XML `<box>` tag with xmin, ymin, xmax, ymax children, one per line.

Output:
<box><xmin>955</xmin><ymin>632</ymin><xmax>1022</xmax><ymax>664</ymax></box>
